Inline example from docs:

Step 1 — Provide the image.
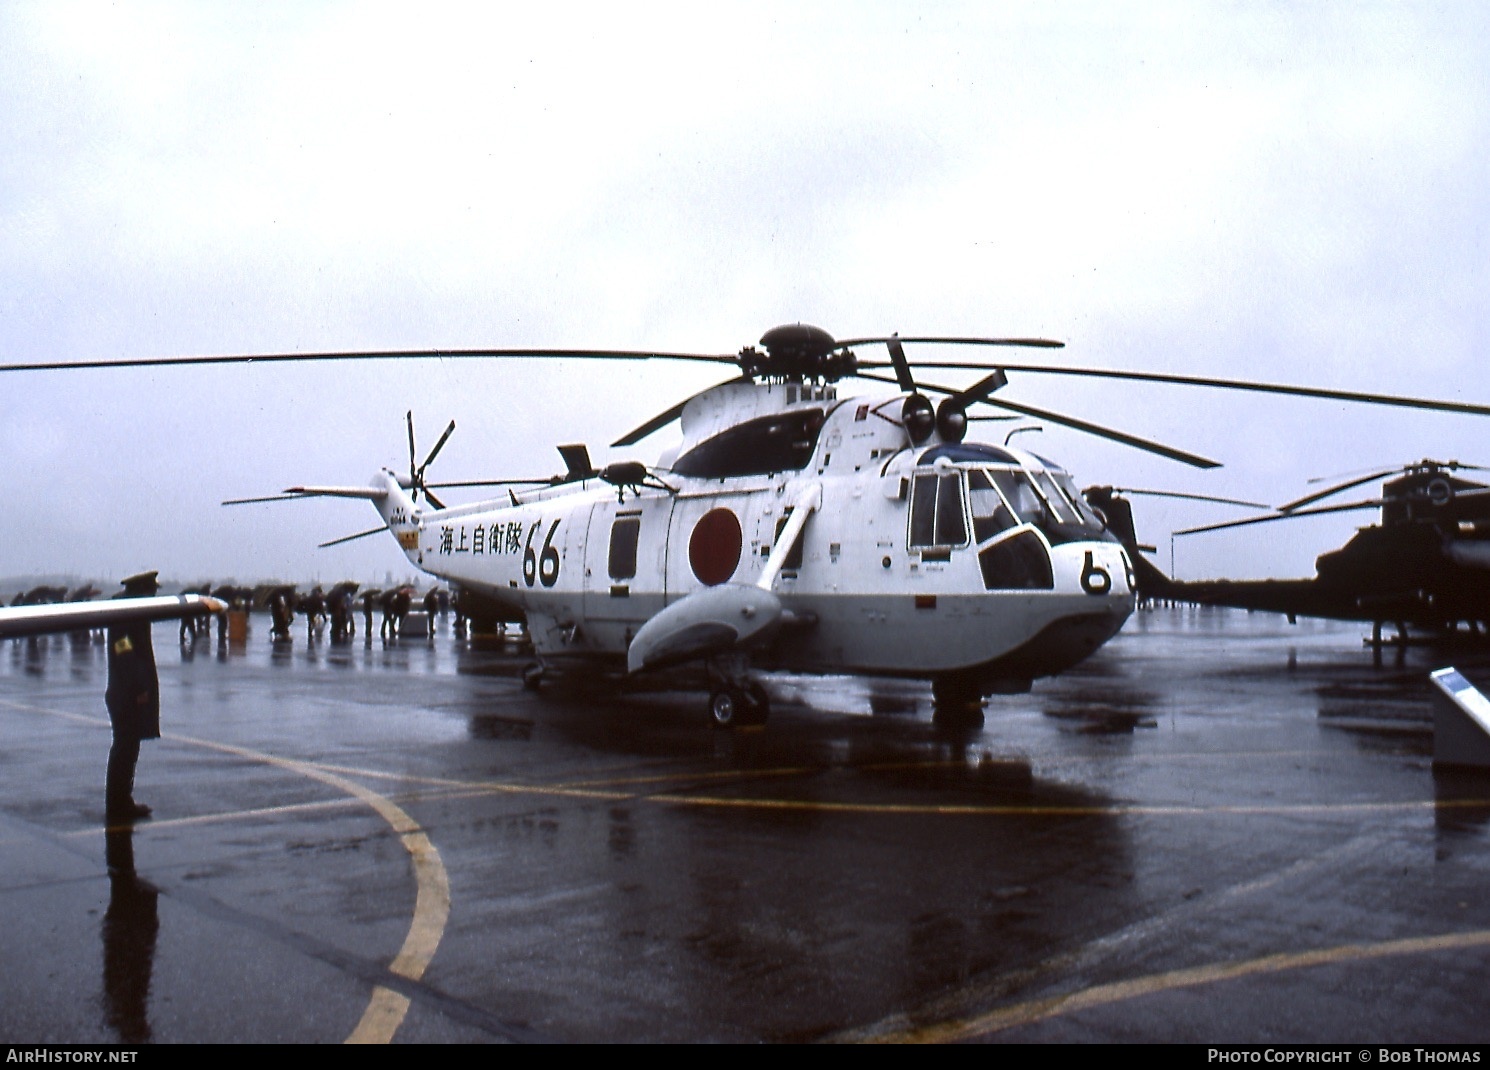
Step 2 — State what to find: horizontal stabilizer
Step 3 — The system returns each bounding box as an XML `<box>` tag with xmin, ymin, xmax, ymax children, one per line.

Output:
<box><xmin>283</xmin><ymin>485</ymin><xmax>389</xmax><ymax>500</ymax></box>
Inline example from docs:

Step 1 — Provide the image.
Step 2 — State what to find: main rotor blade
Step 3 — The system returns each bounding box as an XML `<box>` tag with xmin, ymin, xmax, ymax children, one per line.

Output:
<box><xmin>1279</xmin><ymin>469</ymin><xmax>1401</xmax><ymax>512</ymax></box>
<box><xmin>425</xmin><ymin>478</ymin><xmax>553</xmax><ymax>489</ymax></box>
<box><xmin>0</xmin><ymin>347</ymin><xmax>743</xmax><ymax>374</ymax></box>
<box><xmin>319</xmin><ymin>524</ymin><xmax>390</xmax><ymax>549</ymax></box>
<box><xmin>610</xmin><ymin>376</ymin><xmax>746</xmax><ymax>448</ymax></box>
<box><xmin>221</xmin><ymin>492</ymin><xmax>310</xmax><ymax>505</ymax></box>
<box><xmin>1286</xmin><ymin>459</ymin><xmax>1490</xmax><ymax>511</ymax></box>
<box><xmin>983</xmin><ymin>396</ymin><xmax>1222</xmax><ymax>469</ymax></box>
<box><xmin>952</xmin><ymin>369</ymin><xmax>1009</xmax><ymax>406</ymax></box>
<box><xmin>612</xmin><ymin>399</ymin><xmax>690</xmax><ymax>448</ymax></box>
<box><xmin>865</xmin><ymin>360</ymin><xmax>1490</xmax><ymax>419</ymax></box>
<box><xmin>1175</xmin><ymin>497</ymin><xmax>1384</xmax><ymax>537</ymax></box>
<box><xmin>1306</xmin><ymin>462</ymin><xmax>1403</xmax><ymax>485</ymax></box>
<box><xmin>1308</xmin><ymin>459</ymin><xmax>1486</xmax><ymax>483</ymax></box>
<box><xmin>1092</xmin><ymin>487</ymin><xmax>1270</xmax><ymax>509</ymax></box>
<box><xmin>857</xmin><ymin>371</ymin><xmax>1221</xmax><ymax>468</ymax></box>
<box><xmin>423</xmin><ymin>488</ymin><xmax>446</xmax><ymax>510</ymax></box>
<box><xmin>838</xmin><ymin>335</ymin><xmax>1066</xmax><ymax>350</ymax></box>
<box><xmin>557</xmin><ymin>443</ymin><xmax>596</xmax><ymax>481</ymax></box>
<box><xmin>886</xmin><ymin>335</ymin><xmax>917</xmax><ymax>393</ymax></box>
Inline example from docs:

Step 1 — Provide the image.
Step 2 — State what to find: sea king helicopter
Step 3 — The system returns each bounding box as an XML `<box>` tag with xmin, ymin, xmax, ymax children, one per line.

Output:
<box><xmin>208</xmin><ymin>324</ymin><xmax>1490</xmax><ymax>726</ymax></box>
<box><xmin>9</xmin><ymin>324</ymin><xmax>1489</xmax><ymax>725</ymax></box>
<box><xmin>1090</xmin><ymin>459</ymin><xmax>1490</xmax><ymax>651</ymax></box>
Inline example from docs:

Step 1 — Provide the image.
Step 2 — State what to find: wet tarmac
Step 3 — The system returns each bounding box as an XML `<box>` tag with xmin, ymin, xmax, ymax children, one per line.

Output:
<box><xmin>3</xmin><ymin>606</ymin><xmax>1490</xmax><ymax>1044</ymax></box>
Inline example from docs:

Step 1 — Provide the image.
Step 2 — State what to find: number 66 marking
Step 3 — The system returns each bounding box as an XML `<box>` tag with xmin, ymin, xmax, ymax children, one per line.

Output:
<box><xmin>524</xmin><ymin>519</ymin><xmax>562</xmax><ymax>588</ymax></box>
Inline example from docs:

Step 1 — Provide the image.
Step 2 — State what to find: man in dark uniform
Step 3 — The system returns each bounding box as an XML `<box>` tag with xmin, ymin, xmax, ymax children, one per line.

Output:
<box><xmin>106</xmin><ymin>572</ymin><xmax>161</xmax><ymax>822</ymax></box>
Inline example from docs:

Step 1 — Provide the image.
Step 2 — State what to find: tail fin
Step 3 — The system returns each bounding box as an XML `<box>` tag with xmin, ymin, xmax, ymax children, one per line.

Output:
<box><xmin>371</xmin><ymin>470</ymin><xmax>415</xmax><ymax>519</ymax></box>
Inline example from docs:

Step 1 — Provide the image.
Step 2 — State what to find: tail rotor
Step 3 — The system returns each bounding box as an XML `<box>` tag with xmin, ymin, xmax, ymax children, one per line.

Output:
<box><xmin>404</xmin><ymin>411</ymin><xmax>456</xmax><ymax>509</ymax></box>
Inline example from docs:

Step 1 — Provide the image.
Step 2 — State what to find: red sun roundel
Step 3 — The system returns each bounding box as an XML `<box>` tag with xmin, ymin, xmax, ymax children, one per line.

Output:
<box><xmin>689</xmin><ymin>508</ymin><xmax>742</xmax><ymax>586</ymax></box>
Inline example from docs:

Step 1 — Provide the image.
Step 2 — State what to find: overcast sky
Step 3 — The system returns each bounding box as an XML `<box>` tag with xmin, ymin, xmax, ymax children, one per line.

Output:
<box><xmin>2</xmin><ymin>1</ymin><xmax>1487</xmax><ymax>591</ymax></box>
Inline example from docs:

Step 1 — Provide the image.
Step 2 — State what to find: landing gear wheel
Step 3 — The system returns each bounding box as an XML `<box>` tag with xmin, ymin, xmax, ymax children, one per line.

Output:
<box><xmin>932</xmin><ymin>704</ymin><xmax>984</xmax><ymax>730</ymax></box>
<box><xmin>709</xmin><ymin>682</ymin><xmax>769</xmax><ymax>729</ymax></box>
<box><xmin>710</xmin><ymin>689</ymin><xmax>741</xmax><ymax>728</ymax></box>
<box><xmin>521</xmin><ymin>663</ymin><xmax>545</xmax><ymax>691</ymax></box>
<box><xmin>932</xmin><ymin>677</ymin><xmax>985</xmax><ymax>730</ymax></box>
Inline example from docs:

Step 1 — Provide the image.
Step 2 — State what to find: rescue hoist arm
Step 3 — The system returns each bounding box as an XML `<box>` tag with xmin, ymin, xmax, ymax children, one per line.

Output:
<box><xmin>757</xmin><ymin>484</ymin><xmax>822</xmax><ymax>592</ymax></box>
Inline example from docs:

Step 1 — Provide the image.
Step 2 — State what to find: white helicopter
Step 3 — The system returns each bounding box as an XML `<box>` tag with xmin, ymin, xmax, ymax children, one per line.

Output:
<box><xmin>196</xmin><ymin>323</ymin><xmax>1490</xmax><ymax>727</ymax></box>
<box><xmin>10</xmin><ymin>325</ymin><xmax>1488</xmax><ymax>725</ymax></box>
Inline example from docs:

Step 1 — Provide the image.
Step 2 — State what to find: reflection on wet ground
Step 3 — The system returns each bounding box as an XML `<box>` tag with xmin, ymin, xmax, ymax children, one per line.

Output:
<box><xmin>3</xmin><ymin>606</ymin><xmax>1490</xmax><ymax>1042</ymax></box>
<box><xmin>101</xmin><ymin>827</ymin><xmax>157</xmax><ymax>1044</ymax></box>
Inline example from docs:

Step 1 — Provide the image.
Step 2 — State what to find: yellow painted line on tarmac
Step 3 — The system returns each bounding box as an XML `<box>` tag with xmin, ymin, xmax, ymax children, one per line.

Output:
<box><xmin>871</xmin><ymin>928</ymin><xmax>1490</xmax><ymax>1043</ymax></box>
<box><xmin>12</xmin><ymin>696</ymin><xmax>1489</xmax><ymax>826</ymax></box>
<box><xmin>13</xmin><ymin>695</ymin><xmax>1490</xmax><ymax>1044</ymax></box>
<box><xmin>77</xmin><ymin>784</ymin><xmax>479</xmax><ymax>833</ymax></box>
<box><xmin>0</xmin><ymin>698</ymin><xmax>449</xmax><ymax>1046</ymax></box>
<box><xmin>159</xmin><ymin>731</ymin><xmax>451</xmax><ymax>1046</ymax></box>
<box><xmin>240</xmin><ymin>753</ymin><xmax>1490</xmax><ymax>822</ymax></box>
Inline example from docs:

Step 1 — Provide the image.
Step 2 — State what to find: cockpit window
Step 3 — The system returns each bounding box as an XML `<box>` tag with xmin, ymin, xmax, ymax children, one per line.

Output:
<box><xmin>672</xmin><ymin>408</ymin><xmax>827</xmax><ymax>479</ymax></box>
<box><xmin>1031</xmin><ymin>470</ymin><xmax>1078</xmax><ymax>525</ymax></box>
<box><xmin>978</xmin><ymin>466</ymin><xmax>1117</xmax><ymax>547</ymax></box>
<box><xmin>988</xmin><ymin>469</ymin><xmax>1046</xmax><ymax>525</ymax></box>
<box><xmin>1052</xmin><ymin>472</ymin><xmax>1107</xmax><ymax>529</ymax></box>
<box><xmin>908</xmin><ymin>472</ymin><xmax>969</xmax><ymax>549</ymax></box>
<box><xmin>967</xmin><ymin>469</ymin><xmax>1016</xmax><ymax>543</ymax></box>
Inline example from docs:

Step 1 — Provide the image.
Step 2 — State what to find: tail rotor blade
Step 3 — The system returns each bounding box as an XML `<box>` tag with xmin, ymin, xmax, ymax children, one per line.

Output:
<box><xmin>420</xmin><ymin>419</ymin><xmax>457</xmax><ymax>475</ymax></box>
<box><xmin>406</xmin><ymin>411</ymin><xmax>418</xmax><ymax>489</ymax></box>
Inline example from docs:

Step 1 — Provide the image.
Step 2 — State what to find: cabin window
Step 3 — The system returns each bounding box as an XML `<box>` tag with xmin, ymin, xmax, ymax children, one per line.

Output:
<box><xmin>908</xmin><ymin>472</ymin><xmax>968</xmax><ymax>549</ymax></box>
<box><xmin>608</xmin><ymin>517</ymin><xmax>640</xmax><ymax>579</ymax></box>
<box><xmin>773</xmin><ymin>509</ymin><xmax>806</xmax><ymax>570</ymax></box>
<box><xmin>671</xmin><ymin>408</ymin><xmax>827</xmax><ymax>479</ymax></box>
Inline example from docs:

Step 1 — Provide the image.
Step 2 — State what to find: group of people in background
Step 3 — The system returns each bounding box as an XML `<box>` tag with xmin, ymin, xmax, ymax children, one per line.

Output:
<box><xmin>6</xmin><ymin>574</ymin><xmax>492</xmax><ymax>825</ymax></box>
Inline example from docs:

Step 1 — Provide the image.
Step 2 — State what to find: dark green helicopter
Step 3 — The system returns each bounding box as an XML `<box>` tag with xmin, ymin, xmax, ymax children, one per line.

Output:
<box><xmin>1086</xmin><ymin>460</ymin><xmax>1490</xmax><ymax>648</ymax></box>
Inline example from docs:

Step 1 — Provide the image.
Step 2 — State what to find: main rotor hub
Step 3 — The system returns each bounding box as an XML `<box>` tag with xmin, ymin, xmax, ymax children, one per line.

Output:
<box><xmin>744</xmin><ymin>323</ymin><xmax>857</xmax><ymax>382</ymax></box>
